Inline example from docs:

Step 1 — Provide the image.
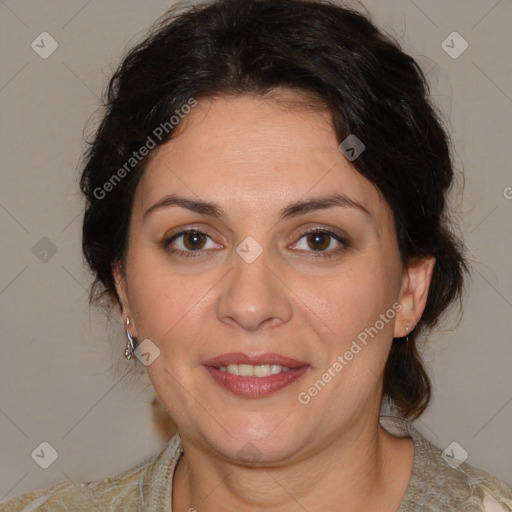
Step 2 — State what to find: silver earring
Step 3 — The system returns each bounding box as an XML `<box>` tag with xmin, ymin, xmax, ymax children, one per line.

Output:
<box><xmin>124</xmin><ymin>318</ymin><xmax>138</xmax><ymax>360</ymax></box>
<box><xmin>405</xmin><ymin>325</ymin><xmax>409</xmax><ymax>341</ymax></box>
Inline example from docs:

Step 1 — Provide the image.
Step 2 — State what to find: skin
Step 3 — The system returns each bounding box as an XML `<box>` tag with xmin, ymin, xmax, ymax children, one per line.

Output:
<box><xmin>113</xmin><ymin>91</ymin><xmax>435</xmax><ymax>511</ymax></box>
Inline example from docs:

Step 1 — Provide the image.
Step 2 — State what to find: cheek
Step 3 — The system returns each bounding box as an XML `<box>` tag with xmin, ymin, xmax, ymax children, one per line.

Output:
<box><xmin>303</xmin><ymin>275</ymin><xmax>397</xmax><ymax>409</ymax></box>
<box><xmin>297</xmin><ymin>264</ymin><xmax>396</xmax><ymax>342</ymax></box>
<box><xmin>128</xmin><ymin>264</ymin><xmax>214</xmax><ymax>351</ymax></box>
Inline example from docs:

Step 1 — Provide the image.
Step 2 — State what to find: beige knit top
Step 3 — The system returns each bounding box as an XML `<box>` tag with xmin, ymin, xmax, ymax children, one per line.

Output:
<box><xmin>2</xmin><ymin>415</ymin><xmax>511</xmax><ymax>511</ymax></box>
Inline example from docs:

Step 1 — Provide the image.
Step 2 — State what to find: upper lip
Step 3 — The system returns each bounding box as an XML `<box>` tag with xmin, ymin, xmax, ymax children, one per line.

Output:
<box><xmin>203</xmin><ymin>352</ymin><xmax>309</xmax><ymax>369</ymax></box>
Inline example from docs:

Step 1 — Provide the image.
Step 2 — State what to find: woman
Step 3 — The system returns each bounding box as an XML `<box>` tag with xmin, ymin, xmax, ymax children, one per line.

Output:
<box><xmin>2</xmin><ymin>0</ymin><xmax>511</xmax><ymax>510</ymax></box>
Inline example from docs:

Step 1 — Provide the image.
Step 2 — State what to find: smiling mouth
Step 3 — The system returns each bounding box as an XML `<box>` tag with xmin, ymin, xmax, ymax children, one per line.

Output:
<box><xmin>202</xmin><ymin>352</ymin><xmax>310</xmax><ymax>398</ymax></box>
<box><xmin>217</xmin><ymin>363</ymin><xmax>290</xmax><ymax>377</ymax></box>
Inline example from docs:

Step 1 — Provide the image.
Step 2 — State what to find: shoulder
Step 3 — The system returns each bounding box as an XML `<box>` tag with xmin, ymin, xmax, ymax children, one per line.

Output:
<box><xmin>0</xmin><ymin>434</ymin><xmax>183</xmax><ymax>511</ymax></box>
<box><xmin>0</xmin><ymin>460</ymin><xmax>150</xmax><ymax>511</ymax></box>
<box><xmin>379</xmin><ymin>415</ymin><xmax>512</xmax><ymax>512</ymax></box>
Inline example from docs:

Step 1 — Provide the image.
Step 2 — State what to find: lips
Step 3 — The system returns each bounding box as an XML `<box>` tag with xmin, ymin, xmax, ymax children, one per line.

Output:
<box><xmin>202</xmin><ymin>352</ymin><xmax>310</xmax><ymax>398</ymax></box>
<box><xmin>203</xmin><ymin>352</ymin><xmax>308</xmax><ymax>369</ymax></box>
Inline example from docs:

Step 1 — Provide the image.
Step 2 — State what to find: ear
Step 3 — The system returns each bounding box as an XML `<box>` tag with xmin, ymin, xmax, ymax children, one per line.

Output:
<box><xmin>112</xmin><ymin>260</ymin><xmax>137</xmax><ymax>335</ymax></box>
<box><xmin>394</xmin><ymin>256</ymin><xmax>435</xmax><ymax>338</ymax></box>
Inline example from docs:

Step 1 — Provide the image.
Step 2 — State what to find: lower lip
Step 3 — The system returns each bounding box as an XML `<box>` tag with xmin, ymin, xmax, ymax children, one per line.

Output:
<box><xmin>203</xmin><ymin>366</ymin><xmax>310</xmax><ymax>398</ymax></box>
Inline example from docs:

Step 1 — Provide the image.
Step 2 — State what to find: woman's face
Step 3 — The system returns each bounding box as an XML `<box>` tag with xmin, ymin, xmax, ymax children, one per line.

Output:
<box><xmin>114</xmin><ymin>92</ymin><xmax>429</xmax><ymax>464</ymax></box>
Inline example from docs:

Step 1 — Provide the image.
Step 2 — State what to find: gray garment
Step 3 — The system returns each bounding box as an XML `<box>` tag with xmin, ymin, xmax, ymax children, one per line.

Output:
<box><xmin>1</xmin><ymin>415</ymin><xmax>511</xmax><ymax>511</ymax></box>
<box><xmin>380</xmin><ymin>416</ymin><xmax>512</xmax><ymax>511</ymax></box>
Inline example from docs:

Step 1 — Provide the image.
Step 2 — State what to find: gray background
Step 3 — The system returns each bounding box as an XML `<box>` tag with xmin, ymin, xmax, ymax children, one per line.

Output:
<box><xmin>1</xmin><ymin>0</ymin><xmax>511</xmax><ymax>501</ymax></box>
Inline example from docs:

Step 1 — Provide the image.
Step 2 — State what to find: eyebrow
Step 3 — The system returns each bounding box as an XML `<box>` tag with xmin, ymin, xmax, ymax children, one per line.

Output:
<box><xmin>143</xmin><ymin>193</ymin><xmax>372</xmax><ymax>221</ymax></box>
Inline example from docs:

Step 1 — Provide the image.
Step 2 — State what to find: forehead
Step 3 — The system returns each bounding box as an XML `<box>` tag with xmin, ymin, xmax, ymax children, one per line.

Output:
<box><xmin>135</xmin><ymin>93</ymin><xmax>387</xmax><ymax>219</ymax></box>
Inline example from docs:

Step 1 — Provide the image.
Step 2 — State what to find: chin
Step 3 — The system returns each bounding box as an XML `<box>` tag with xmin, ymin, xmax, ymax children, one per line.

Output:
<box><xmin>194</xmin><ymin>411</ymin><xmax>313</xmax><ymax>466</ymax></box>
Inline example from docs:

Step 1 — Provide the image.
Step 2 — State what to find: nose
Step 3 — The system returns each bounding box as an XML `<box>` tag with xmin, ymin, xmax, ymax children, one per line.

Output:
<box><xmin>215</xmin><ymin>248</ymin><xmax>293</xmax><ymax>332</ymax></box>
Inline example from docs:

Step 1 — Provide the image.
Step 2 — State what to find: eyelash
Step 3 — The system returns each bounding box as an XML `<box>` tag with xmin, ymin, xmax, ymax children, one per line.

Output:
<box><xmin>163</xmin><ymin>228</ymin><xmax>349</xmax><ymax>259</ymax></box>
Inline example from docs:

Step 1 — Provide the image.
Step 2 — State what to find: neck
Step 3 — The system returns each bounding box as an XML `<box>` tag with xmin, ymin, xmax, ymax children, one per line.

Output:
<box><xmin>172</xmin><ymin>414</ymin><xmax>414</xmax><ymax>512</ymax></box>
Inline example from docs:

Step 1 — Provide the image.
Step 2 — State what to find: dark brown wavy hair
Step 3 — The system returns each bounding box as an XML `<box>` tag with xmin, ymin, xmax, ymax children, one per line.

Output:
<box><xmin>80</xmin><ymin>0</ymin><xmax>468</xmax><ymax>420</ymax></box>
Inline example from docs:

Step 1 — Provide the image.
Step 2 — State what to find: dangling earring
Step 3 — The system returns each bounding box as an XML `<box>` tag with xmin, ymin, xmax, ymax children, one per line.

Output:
<box><xmin>124</xmin><ymin>318</ymin><xmax>138</xmax><ymax>359</ymax></box>
<box><xmin>405</xmin><ymin>325</ymin><xmax>409</xmax><ymax>342</ymax></box>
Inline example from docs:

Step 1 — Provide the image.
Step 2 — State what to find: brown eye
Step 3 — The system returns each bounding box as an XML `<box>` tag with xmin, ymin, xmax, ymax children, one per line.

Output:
<box><xmin>182</xmin><ymin>231</ymin><xmax>207</xmax><ymax>250</ymax></box>
<box><xmin>164</xmin><ymin>229</ymin><xmax>221</xmax><ymax>257</ymax></box>
<box><xmin>291</xmin><ymin>229</ymin><xmax>349</xmax><ymax>258</ymax></box>
<box><xmin>306</xmin><ymin>232</ymin><xmax>331</xmax><ymax>251</ymax></box>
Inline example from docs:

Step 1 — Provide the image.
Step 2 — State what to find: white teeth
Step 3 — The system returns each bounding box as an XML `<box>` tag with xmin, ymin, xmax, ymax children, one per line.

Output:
<box><xmin>270</xmin><ymin>364</ymin><xmax>282</xmax><ymax>375</ymax></box>
<box><xmin>227</xmin><ymin>364</ymin><xmax>239</xmax><ymax>375</ymax></box>
<box><xmin>218</xmin><ymin>363</ymin><xmax>290</xmax><ymax>376</ymax></box>
<box><xmin>254</xmin><ymin>364</ymin><xmax>270</xmax><ymax>377</ymax></box>
<box><xmin>238</xmin><ymin>364</ymin><xmax>254</xmax><ymax>377</ymax></box>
